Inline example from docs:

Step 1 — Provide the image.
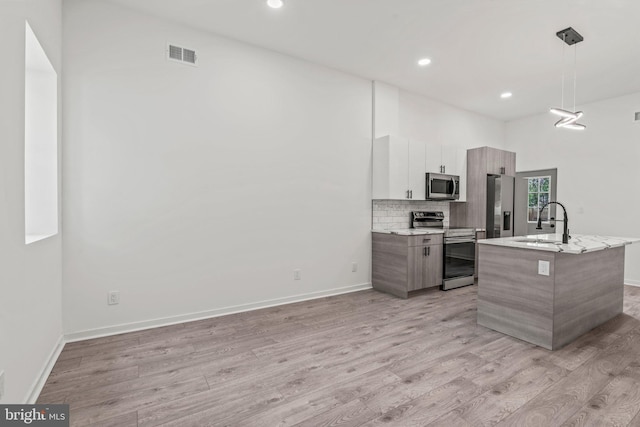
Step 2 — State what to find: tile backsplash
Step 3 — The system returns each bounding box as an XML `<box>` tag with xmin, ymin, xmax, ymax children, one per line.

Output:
<box><xmin>372</xmin><ymin>200</ymin><xmax>450</xmax><ymax>230</ymax></box>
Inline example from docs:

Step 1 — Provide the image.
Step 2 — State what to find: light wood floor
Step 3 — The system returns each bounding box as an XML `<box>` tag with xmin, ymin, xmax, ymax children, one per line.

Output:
<box><xmin>38</xmin><ymin>285</ymin><xmax>640</xmax><ymax>427</ymax></box>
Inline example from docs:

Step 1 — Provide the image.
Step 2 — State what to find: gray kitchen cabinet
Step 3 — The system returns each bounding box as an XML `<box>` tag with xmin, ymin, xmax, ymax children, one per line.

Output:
<box><xmin>423</xmin><ymin>243</ymin><xmax>443</xmax><ymax>289</ymax></box>
<box><xmin>465</xmin><ymin>146</ymin><xmax>516</xmax><ymax>229</ymax></box>
<box><xmin>373</xmin><ymin>233</ymin><xmax>443</xmax><ymax>298</ymax></box>
<box><xmin>485</xmin><ymin>146</ymin><xmax>516</xmax><ymax>176</ymax></box>
<box><xmin>502</xmin><ymin>151</ymin><xmax>516</xmax><ymax>176</ymax></box>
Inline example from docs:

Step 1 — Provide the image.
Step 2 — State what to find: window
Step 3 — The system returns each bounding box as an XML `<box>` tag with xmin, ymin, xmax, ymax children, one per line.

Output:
<box><xmin>527</xmin><ymin>176</ymin><xmax>551</xmax><ymax>223</ymax></box>
<box><xmin>25</xmin><ymin>21</ymin><xmax>58</xmax><ymax>244</ymax></box>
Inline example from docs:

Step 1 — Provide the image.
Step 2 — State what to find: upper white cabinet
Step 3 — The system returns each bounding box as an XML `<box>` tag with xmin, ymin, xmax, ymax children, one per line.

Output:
<box><xmin>408</xmin><ymin>139</ymin><xmax>426</xmax><ymax>200</ymax></box>
<box><xmin>452</xmin><ymin>147</ymin><xmax>468</xmax><ymax>202</ymax></box>
<box><xmin>373</xmin><ymin>135</ymin><xmax>467</xmax><ymax>202</ymax></box>
<box><xmin>425</xmin><ymin>145</ymin><xmax>461</xmax><ymax>175</ymax></box>
<box><xmin>373</xmin><ymin>135</ymin><xmax>425</xmax><ymax>200</ymax></box>
<box><xmin>425</xmin><ymin>143</ymin><xmax>443</xmax><ymax>175</ymax></box>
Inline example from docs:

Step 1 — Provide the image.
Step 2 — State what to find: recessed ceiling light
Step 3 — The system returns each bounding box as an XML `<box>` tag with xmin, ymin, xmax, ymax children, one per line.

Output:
<box><xmin>417</xmin><ymin>58</ymin><xmax>432</xmax><ymax>67</ymax></box>
<box><xmin>500</xmin><ymin>92</ymin><xmax>513</xmax><ymax>99</ymax></box>
<box><xmin>267</xmin><ymin>0</ymin><xmax>283</xmax><ymax>8</ymax></box>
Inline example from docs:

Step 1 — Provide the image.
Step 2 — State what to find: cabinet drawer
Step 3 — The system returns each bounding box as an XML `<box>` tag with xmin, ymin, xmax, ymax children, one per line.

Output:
<box><xmin>408</xmin><ymin>234</ymin><xmax>443</xmax><ymax>247</ymax></box>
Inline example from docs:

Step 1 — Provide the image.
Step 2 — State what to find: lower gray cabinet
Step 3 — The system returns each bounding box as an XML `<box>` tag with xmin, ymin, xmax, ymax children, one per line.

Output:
<box><xmin>373</xmin><ymin>233</ymin><xmax>443</xmax><ymax>298</ymax></box>
<box><xmin>424</xmin><ymin>243</ymin><xmax>443</xmax><ymax>289</ymax></box>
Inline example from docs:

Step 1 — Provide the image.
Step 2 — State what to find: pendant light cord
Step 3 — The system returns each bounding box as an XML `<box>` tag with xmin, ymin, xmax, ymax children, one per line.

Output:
<box><xmin>573</xmin><ymin>43</ymin><xmax>578</xmax><ymax>111</ymax></box>
<box><xmin>561</xmin><ymin>33</ymin><xmax>566</xmax><ymax>110</ymax></box>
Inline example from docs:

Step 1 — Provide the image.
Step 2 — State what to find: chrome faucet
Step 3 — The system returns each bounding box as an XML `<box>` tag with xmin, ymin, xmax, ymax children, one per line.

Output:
<box><xmin>536</xmin><ymin>201</ymin><xmax>570</xmax><ymax>244</ymax></box>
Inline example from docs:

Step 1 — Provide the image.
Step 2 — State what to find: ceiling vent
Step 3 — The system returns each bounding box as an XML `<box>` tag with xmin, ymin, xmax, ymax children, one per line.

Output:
<box><xmin>166</xmin><ymin>43</ymin><xmax>197</xmax><ymax>66</ymax></box>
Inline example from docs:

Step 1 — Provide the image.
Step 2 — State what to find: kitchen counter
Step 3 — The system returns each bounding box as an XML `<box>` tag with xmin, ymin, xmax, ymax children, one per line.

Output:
<box><xmin>371</xmin><ymin>229</ymin><xmax>444</xmax><ymax>236</ymax></box>
<box><xmin>478</xmin><ymin>233</ymin><xmax>640</xmax><ymax>254</ymax></box>
<box><xmin>477</xmin><ymin>233</ymin><xmax>639</xmax><ymax>350</ymax></box>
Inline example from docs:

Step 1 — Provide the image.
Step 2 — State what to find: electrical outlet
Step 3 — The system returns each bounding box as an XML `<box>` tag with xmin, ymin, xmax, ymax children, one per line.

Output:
<box><xmin>108</xmin><ymin>291</ymin><xmax>120</xmax><ymax>305</ymax></box>
<box><xmin>293</xmin><ymin>269</ymin><xmax>301</xmax><ymax>280</ymax></box>
<box><xmin>538</xmin><ymin>260</ymin><xmax>550</xmax><ymax>276</ymax></box>
<box><xmin>0</xmin><ymin>370</ymin><xmax>5</xmax><ymax>401</ymax></box>
<box><xmin>351</xmin><ymin>262</ymin><xmax>358</xmax><ymax>272</ymax></box>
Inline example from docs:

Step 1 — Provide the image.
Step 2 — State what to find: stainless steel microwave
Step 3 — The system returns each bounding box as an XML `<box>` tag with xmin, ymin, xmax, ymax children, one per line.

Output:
<box><xmin>426</xmin><ymin>173</ymin><xmax>460</xmax><ymax>200</ymax></box>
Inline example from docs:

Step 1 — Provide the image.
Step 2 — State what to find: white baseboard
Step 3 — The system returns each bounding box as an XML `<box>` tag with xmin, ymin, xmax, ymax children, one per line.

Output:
<box><xmin>65</xmin><ymin>282</ymin><xmax>372</xmax><ymax>343</ymax></box>
<box><xmin>25</xmin><ymin>334</ymin><xmax>65</xmax><ymax>404</ymax></box>
<box><xmin>625</xmin><ymin>279</ymin><xmax>640</xmax><ymax>287</ymax></box>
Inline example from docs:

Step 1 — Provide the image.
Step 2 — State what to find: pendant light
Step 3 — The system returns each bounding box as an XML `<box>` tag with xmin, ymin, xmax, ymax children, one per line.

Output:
<box><xmin>550</xmin><ymin>27</ymin><xmax>586</xmax><ymax>130</ymax></box>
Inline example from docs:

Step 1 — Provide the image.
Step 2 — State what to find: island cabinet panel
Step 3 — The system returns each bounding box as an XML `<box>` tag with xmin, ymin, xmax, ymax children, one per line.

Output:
<box><xmin>372</xmin><ymin>233</ymin><xmax>443</xmax><ymax>298</ymax></box>
<box><xmin>474</xmin><ymin>230</ymin><xmax>486</xmax><ymax>278</ymax></box>
<box><xmin>477</xmin><ymin>244</ymin><xmax>555</xmax><ymax>349</ymax></box>
<box><xmin>477</xmin><ymin>244</ymin><xmax>626</xmax><ymax>350</ymax></box>
<box><xmin>552</xmin><ymin>247</ymin><xmax>624</xmax><ymax>349</ymax></box>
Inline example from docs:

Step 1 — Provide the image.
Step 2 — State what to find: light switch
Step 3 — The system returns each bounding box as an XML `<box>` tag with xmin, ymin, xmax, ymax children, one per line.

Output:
<box><xmin>538</xmin><ymin>260</ymin><xmax>550</xmax><ymax>276</ymax></box>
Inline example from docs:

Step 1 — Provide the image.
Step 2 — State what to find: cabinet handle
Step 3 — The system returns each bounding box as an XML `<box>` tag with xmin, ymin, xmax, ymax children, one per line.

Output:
<box><xmin>442</xmin><ymin>165</ymin><xmax>446</xmax><ymax>173</ymax></box>
<box><xmin>428</xmin><ymin>246</ymin><xmax>431</xmax><ymax>256</ymax></box>
<box><xmin>500</xmin><ymin>166</ymin><xmax>505</xmax><ymax>174</ymax></box>
<box><xmin>423</xmin><ymin>238</ymin><xmax>431</xmax><ymax>243</ymax></box>
<box><xmin>423</xmin><ymin>247</ymin><xmax>427</xmax><ymax>256</ymax></box>
<box><xmin>410</xmin><ymin>190</ymin><xmax>413</xmax><ymax>199</ymax></box>
<box><xmin>406</xmin><ymin>190</ymin><xmax>410</xmax><ymax>199</ymax></box>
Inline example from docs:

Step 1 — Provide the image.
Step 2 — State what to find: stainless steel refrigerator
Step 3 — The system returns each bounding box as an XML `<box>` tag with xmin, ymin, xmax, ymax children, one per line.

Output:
<box><xmin>486</xmin><ymin>174</ymin><xmax>515</xmax><ymax>239</ymax></box>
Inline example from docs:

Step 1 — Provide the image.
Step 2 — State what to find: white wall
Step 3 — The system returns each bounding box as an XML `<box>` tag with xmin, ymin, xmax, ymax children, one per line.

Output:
<box><xmin>25</xmin><ymin>22</ymin><xmax>59</xmax><ymax>243</ymax></box>
<box><xmin>374</xmin><ymin>81</ymin><xmax>506</xmax><ymax>150</ymax></box>
<box><xmin>0</xmin><ymin>0</ymin><xmax>63</xmax><ymax>403</ymax></box>
<box><xmin>62</xmin><ymin>0</ymin><xmax>373</xmax><ymax>337</ymax></box>
<box><xmin>505</xmin><ymin>92</ymin><xmax>640</xmax><ymax>284</ymax></box>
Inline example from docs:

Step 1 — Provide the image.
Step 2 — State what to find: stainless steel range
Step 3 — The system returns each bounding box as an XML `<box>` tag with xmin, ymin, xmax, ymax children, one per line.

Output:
<box><xmin>412</xmin><ymin>211</ymin><xmax>476</xmax><ymax>291</ymax></box>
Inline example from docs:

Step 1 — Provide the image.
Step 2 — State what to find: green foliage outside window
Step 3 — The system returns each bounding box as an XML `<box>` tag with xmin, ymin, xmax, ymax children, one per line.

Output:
<box><xmin>527</xmin><ymin>177</ymin><xmax>551</xmax><ymax>222</ymax></box>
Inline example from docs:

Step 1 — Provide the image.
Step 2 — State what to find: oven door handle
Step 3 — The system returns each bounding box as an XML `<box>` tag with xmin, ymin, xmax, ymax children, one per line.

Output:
<box><xmin>444</xmin><ymin>238</ymin><xmax>476</xmax><ymax>244</ymax></box>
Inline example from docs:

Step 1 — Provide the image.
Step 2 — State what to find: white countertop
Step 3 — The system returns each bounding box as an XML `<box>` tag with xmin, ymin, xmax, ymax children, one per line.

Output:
<box><xmin>371</xmin><ymin>229</ymin><xmax>444</xmax><ymax>236</ymax></box>
<box><xmin>478</xmin><ymin>234</ymin><xmax>640</xmax><ymax>254</ymax></box>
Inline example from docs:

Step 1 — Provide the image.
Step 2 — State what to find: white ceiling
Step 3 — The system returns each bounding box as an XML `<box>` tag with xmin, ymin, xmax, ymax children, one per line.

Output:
<box><xmin>108</xmin><ymin>0</ymin><xmax>640</xmax><ymax>121</ymax></box>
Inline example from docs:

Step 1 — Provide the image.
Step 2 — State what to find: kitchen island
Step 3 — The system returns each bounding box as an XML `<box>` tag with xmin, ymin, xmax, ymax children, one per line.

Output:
<box><xmin>477</xmin><ymin>234</ymin><xmax>640</xmax><ymax>350</ymax></box>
